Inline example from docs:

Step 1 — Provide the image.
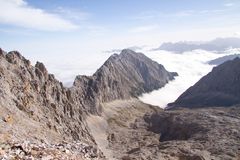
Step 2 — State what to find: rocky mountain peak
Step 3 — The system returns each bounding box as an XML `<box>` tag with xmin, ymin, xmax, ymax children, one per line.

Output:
<box><xmin>168</xmin><ymin>57</ymin><xmax>240</xmax><ymax>108</ymax></box>
<box><xmin>0</xmin><ymin>48</ymin><xmax>4</xmax><ymax>57</ymax></box>
<box><xmin>4</xmin><ymin>51</ymin><xmax>31</xmax><ymax>67</ymax></box>
<box><xmin>35</xmin><ymin>61</ymin><xmax>48</xmax><ymax>80</ymax></box>
<box><xmin>73</xmin><ymin>49</ymin><xmax>177</xmax><ymax>114</ymax></box>
<box><xmin>119</xmin><ymin>48</ymin><xmax>136</xmax><ymax>56</ymax></box>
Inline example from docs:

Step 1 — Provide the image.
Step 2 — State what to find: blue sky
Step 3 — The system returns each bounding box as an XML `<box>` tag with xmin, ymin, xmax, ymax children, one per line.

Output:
<box><xmin>0</xmin><ymin>0</ymin><xmax>240</xmax><ymax>83</ymax></box>
<box><xmin>1</xmin><ymin>0</ymin><xmax>240</xmax><ymax>52</ymax></box>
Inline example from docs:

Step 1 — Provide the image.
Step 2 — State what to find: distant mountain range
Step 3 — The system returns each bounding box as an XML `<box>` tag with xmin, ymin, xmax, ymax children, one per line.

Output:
<box><xmin>155</xmin><ymin>37</ymin><xmax>240</xmax><ymax>53</ymax></box>
<box><xmin>168</xmin><ymin>57</ymin><xmax>240</xmax><ymax>108</ymax></box>
<box><xmin>208</xmin><ymin>54</ymin><xmax>240</xmax><ymax>65</ymax></box>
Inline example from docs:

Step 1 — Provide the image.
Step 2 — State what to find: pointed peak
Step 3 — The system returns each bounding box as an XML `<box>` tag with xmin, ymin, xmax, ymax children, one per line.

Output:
<box><xmin>120</xmin><ymin>49</ymin><xmax>137</xmax><ymax>56</ymax></box>
<box><xmin>0</xmin><ymin>48</ymin><xmax>4</xmax><ymax>57</ymax></box>
<box><xmin>35</xmin><ymin>61</ymin><xmax>48</xmax><ymax>74</ymax></box>
<box><xmin>5</xmin><ymin>50</ymin><xmax>30</xmax><ymax>65</ymax></box>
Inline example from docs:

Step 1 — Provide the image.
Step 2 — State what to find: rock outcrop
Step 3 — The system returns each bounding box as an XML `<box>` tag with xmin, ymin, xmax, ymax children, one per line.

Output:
<box><xmin>0</xmin><ymin>50</ymin><xmax>100</xmax><ymax>156</ymax></box>
<box><xmin>168</xmin><ymin>58</ymin><xmax>240</xmax><ymax>108</ymax></box>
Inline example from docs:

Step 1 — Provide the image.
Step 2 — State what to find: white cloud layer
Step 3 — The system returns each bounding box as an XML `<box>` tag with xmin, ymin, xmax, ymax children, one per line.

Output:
<box><xmin>0</xmin><ymin>0</ymin><xmax>78</xmax><ymax>31</ymax></box>
<box><xmin>139</xmin><ymin>49</ymin><xmax>233</xmax><ymax>108</ymax></box>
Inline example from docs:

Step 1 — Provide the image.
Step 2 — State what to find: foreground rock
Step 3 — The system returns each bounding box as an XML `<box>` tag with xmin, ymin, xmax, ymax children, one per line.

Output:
<box><xmin>0</xmin><ymin>50</ymin><xmax>95</xmax><ymax>143</ymax></box>
<box><xmin>0</xmin><ymin>140</ymin><xmax>103</xmax><ymax>160</ymax></box>
<box><xmin>169</xmin><ymin>58</ymin><xmax>240</xmax><ymax>108</ymax></box>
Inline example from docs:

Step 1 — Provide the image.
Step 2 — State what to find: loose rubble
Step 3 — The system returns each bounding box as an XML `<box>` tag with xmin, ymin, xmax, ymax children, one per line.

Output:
<box><xmin>0</xmin><ymin>140</ymin><xmax>105</xmax><ymax>160</ymax></box>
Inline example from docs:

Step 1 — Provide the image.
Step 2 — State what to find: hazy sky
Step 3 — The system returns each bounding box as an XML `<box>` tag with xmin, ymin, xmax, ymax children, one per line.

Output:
<box><xmin>0</xmin><ymin>0</ymin><xmax>240</xmax><ymax>83</ymax></box>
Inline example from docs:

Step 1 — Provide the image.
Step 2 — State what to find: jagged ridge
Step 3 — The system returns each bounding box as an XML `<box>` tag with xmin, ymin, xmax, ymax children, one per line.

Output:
<box><xmin>73</xmin><ymin>49</ymin><xmax>177</xmax><ymax>113</ymax></box>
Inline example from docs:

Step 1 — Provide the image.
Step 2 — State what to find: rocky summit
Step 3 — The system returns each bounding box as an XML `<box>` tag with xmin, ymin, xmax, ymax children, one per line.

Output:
<box><xmin>168</xmin><ymin>58</ymin><xmax>240</xmax><ymax>108</ymax></box>
<box><xmin>73</xmin><ymin>49</ymin><xmax>177</xmax><ymax>114</ymax></box>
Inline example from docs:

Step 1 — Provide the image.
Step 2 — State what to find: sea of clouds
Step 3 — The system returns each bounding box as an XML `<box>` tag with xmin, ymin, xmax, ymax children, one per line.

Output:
<box><xmin>138</xmin><ymin>48</ymin><xmax>236</xmax><ymax>108</ymax></box>
<box><xmin>42</xmin><ymin>45</ymin><xmax>237</xmax><ymax>108</ymax></box>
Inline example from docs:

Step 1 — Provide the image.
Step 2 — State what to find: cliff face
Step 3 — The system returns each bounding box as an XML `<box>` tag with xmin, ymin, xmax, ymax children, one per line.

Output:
<box><xmin>0</xmin><ymin>50</ymin><xmax>94</xmax><ymax>143</ymax></box>
<box><xmin>168</xmin><ymin>58</ymin><xmax>240</xmax><ymax>108</ymax></box>
<box><xmin>73</xmin><ymin>49</ymin><xmax>177</xmax><ymax>113</ymax></box>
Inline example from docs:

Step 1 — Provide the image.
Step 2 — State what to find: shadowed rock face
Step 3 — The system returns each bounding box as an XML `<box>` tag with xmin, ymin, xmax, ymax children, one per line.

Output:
<box><xmin>74</xmin><ymin>49</ymin><xmax>177</xmax><ymax>114</ymax></box>
<box><xmin>168</xmin><ymin>58</ymin><xmax>240</xmax><ymax>108</ymax></box>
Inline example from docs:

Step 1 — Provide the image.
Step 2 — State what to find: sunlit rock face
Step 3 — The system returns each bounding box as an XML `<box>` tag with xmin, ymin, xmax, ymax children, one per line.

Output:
<box><xmin>73</xmin><ymin>49</ymin><xmax>177</xmax><ymax>113</ymax></box>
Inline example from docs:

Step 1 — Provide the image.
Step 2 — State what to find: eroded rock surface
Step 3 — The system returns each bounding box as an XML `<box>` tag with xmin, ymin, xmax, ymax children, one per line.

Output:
<box><xmin>105</xmin><ymin>103</ymin><xmax>240</xmax><ymax>160</ymax></box>
<box><xmin>74</xmin><ymin>49</ymin><xmax>177</xmax><ymax>114</ymax></box>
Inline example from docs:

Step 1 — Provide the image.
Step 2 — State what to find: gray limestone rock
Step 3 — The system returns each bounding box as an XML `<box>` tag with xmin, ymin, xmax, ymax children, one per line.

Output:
<box><xmin>169</xmin><ymin>58</ymin><xmax>240</xmax><ymax>108</ymax></box>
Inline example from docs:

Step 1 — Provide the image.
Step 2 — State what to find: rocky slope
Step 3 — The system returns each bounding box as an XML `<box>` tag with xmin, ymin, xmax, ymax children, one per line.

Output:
<box><xmin>105</xmin><ymin>105</ymin><xmax>240</xmax><ymax>160</ymax></box>
<box><xmin>73</xmin><ymin>49</ymin><xmax>177</xmax><ymax>114</ymax></box>
<box><xmin>0</xmin><ymin>48</ymin><xmax>176</xmax><ymax>159</ymax></box>
<box><xmin>168</xmin><ymin>58</ymin><xmax>240</xmax><ymax>108</ymax></box>
<box><xmin>0</xmin><ymin>49</ymin><xmax>94</xmax><ymax>142</ymax></box>
<box><xmin>0</xmin><ymin>48</ymin><xmax>104</xmax><ymax>159</ymax></box>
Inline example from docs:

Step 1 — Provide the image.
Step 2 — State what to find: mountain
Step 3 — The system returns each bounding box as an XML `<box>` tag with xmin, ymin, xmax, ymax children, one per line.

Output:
<box><xmin>1</xmin><ymin>48</ymin><xmax>240</xmax><ymax>160</ymax></box>
<box><xmin>0</xmin><ymin>48</ymin><xmax>177</xmax><ymax>159</ymax></box>
<box><xmin>155</xmin><ymin>37</ymin><xmax>240</xmax><ymax>53</ymax></box>
<box><xmin>208</xmin><ymin>53</ymin><xmax>240</xmax><ymax>65</ymax></box>
<box><xmin>0</xmin><ymin>49</ymin><xmax>104</xmax><ymax>159</ymax></box>
<box><xmin>168</xmin><ymin>57</ymin><xmax>240</xmax><ymax>108</ymax></box>
<box><xmin>73</xmin><ymin>49</ymin><xmax>177</xmax><ymax>113</ymax></box>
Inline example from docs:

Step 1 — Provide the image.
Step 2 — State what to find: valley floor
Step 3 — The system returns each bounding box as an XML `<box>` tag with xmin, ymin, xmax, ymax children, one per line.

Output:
<box><xmin>88</xmin><ymin>99</ymin><xmax>240</xmax><ymax>160</ymax></box>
